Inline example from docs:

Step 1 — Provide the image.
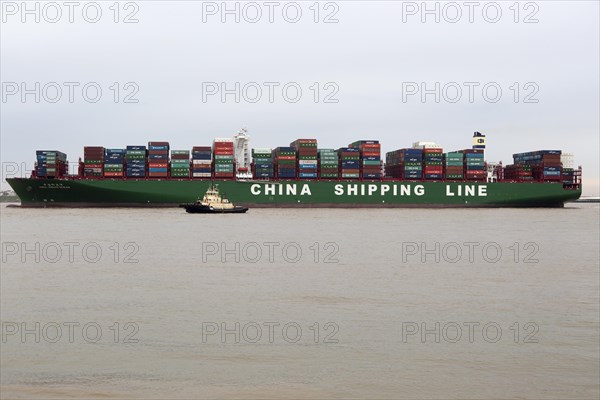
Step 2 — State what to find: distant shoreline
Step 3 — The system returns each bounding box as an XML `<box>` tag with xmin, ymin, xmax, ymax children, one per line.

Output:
<box><xmin>575</xmin><ymin>198</ymin><xmax>600</xmax><ymax>203</ymax></box>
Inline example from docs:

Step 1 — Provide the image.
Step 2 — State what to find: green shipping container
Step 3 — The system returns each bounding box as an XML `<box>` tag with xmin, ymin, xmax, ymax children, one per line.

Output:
<box><xmin>276</xmin><ymin>160</ymin><xmax>296</xmax><ymax>165</ymax></box>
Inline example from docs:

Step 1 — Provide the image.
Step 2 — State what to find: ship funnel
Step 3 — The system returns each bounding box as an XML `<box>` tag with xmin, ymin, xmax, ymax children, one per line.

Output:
<box><xmin>472</xmin><ymin>131</ymin><xmax>486</xmax><ymax>149</ymax></box>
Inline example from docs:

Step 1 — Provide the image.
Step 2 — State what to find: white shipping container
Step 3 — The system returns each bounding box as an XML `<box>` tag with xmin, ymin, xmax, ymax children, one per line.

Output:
<box><xmin>299</xmin><ymin>160</ymin><xmax>318</xmax><ymax>165</ymax></box>
<box><xmin>192</xmin><ymin>172</ymin><xmax>212</xmax><ymax>177</ymax></box>
<box><xmin>213</xmin><ymin>138</ymin><xmax>234</xmax><ymax>143</ymax></box>
<box><xmin>561</xmin><ymin>153</ymin><xmax>574</xmax><ymax>169</ymax></box>
<box><xmin>253</xmin><ymin>147</ymin><xmax>272</xmax><ymax>153</ymax></box>
<box><xmin>412</xmin><ymin>141</ymin><xmax>442</xmax><ymax>149</ymax></box>
<box><xmin>192</xmin><ymin>160</ymin><xmax>212</xmax><ymax>165</ymax></box>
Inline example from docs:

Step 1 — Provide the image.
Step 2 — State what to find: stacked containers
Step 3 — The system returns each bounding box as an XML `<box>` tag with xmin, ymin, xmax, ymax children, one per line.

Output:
<box><xmin>84</xmin><ymin>146</ymin><xmax>105</xmax><ymax>177</ymax></box>
<box><xmin>350</xmin><ymin>140</ymin><xmax>381</xmax><ymax>179</ymax></box>
<box><xmin>423</xmin><ymin>148</ymin><xmax>443</xmax><ymax>180</ymax></box>
<box><xmin>273</xmin><ymin>147</ymin><xmax>297</xmax><ymax>179</ymax></box>
<box><xmin>461</xmin><ymin>149</ymin><xmax>486</xmax><ymax>181</ymax></box>
<box><xmin>125</xmin><ymin>146</ymin><xmax>147</xmax><ymax>178</ymax></box>
<box><xmin>291</xmin><ymin>139</ymin><xmax>318</xmax><ymax>179</ymax></box>
<box><xmin>318</xmin><ymin>149</ymin><xmax>339</xmax><ymax>179</ymax></box>
<box><xmin>148</xmin><ymin>141</ymin><xmax>169</xmax><ymax>178</ymax></box>
<box><xmin>562</xmin><ymin>168</ymin><xmax>575</xmax><ymax>185</ymax></box>
<box><xmin>213</xmin><ymin>138</ymin><xmax>235</xmax><ymax>179</ymax></box>
<box><xmin>384</xmin><ymin>150</ymin><xmax>402</xmax><ymax>178</ymax></box>
<box><xmin>444</xmin><ymin>151</ymin><xmax>464</xmax><ymax>180</ymax></box>
<box><xmin>104</xmin><ymin>149</ymin><xmax>125</xmax><ymax>177</ymax></box>
<box><xmin>192</xmin><ymin>146</ymin><xmax>212</xmax><ymax>178</ymax></box>
<box><xmin>337</xmin><ymin>147</ymin><xmax>360</xmax><ymax>179</ymax></box>
<box><xmin>504</xmin><ymin>164</ymin><xmax>533</xmax><ymax>181</ymax></box>
<box><xmin>171</xmin><ymin>150</ymin><xmax>191</xmax><ymax>178</ymax></box>
<box><xmin>384</xmin><ymin>149</ymin><xmax>423</xmax><ymax>180</ymax></box>
<box><xmin>36</xmin><ymin>151</ymin><xmax>67</xmax><ymax>178</ymax></box>
<box><xmin>252</xmin><ymin>148</ymin><xmax>274</xmax><ymax>179</ymax></box>
<box><xmin>513</xmin><ymin>150</ymin><xmax>562</xmax><ymax>181</ymax></box>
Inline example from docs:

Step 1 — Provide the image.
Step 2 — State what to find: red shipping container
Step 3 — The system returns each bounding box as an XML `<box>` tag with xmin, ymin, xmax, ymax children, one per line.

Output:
<box><xmin>149</xmin><ymin>163</ymin><xmax>168</xmax><ymax>168</ymax></box>
<box><xmin>148</xmin><ymin>172</ymin><xmax>168</xmax><ymax>177</ymax></box>
<box><xmin>291</xmin><ymin>139</ymin><xmax>317</xmax><ymax>144</ymax></box>
<box><xmin>361</xmin><ymin>144</ymin><xmax>381</xmax><ymax>150</ymax></box>
<box><xmin>149</xmin><ymin>141</ymin><xmax>169</xmax><ymax>146</ymax></box>
<box><xmin>214</xmin><ymin>149</ymin><xmax>234</xmax><ymax>155</ymax></box>
<box><xmin>423</xmin><ymin>148</ymin><xmax>443</xmax><ymax>153</ymax></box>
<box><xmin>362</xmin><ymin>152</ymin><xmax>381</xmax><ymax>157</ymax></box>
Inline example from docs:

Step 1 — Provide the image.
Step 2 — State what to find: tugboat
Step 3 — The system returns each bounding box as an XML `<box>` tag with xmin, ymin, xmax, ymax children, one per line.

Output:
<box><xmin>180</xmin><ymin>184</ymin><xmax>248</xmax><ymax>214</ymax></box>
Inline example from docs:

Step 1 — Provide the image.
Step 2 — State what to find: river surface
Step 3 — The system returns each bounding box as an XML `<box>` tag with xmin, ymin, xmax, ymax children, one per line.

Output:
<box><xmin>1</xmin><ymin>203</ymin><xmax>599</xmax><ymax>399</ymax></box>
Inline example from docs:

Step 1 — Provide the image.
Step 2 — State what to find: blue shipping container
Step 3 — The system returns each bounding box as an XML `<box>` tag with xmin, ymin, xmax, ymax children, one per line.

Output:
<box><xmin>148</xmin><ymin>145</ymin><xmax>169</xmax><ymax>151</ymax></box>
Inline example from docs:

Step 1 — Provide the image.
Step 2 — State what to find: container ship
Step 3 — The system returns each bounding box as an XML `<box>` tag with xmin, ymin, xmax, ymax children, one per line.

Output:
<box><xmin>6</xmin><ymin>131</ymin><xmax>582</xmax><ymax>208</ymax></box>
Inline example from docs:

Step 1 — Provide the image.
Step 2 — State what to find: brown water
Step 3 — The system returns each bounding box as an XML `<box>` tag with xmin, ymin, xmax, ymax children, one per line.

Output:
<box><xmin>1</xmin><ymin>204</ymin><xmax>599</xmax><ymax>399</ymax></box>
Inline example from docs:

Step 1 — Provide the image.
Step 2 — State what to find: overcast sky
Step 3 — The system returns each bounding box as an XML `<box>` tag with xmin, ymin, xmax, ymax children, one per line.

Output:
<box><xmin>1</xmin><ymin>1</ymin><xmax>599</xmax><ymax>195</ymax></box>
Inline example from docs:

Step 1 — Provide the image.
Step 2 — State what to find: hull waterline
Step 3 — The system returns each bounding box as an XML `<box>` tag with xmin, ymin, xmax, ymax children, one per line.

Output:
<box><xmin>6</xmin><ymin>178</ymin><xmax>581</xmax><ymax>208</ymax></box>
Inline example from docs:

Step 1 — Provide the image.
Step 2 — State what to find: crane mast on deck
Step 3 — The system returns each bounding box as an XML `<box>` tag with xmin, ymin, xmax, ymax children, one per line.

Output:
<box><xmin>234</xmin><ymin>128</ymin><xmax>252</xmax><ymax>179</ymax></box>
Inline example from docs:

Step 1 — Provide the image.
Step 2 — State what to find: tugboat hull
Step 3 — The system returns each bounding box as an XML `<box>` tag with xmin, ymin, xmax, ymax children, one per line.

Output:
<box><xmin>179</xmin><ymin>204</ymin><xmax>248</xmax><ymax>214</ymax></box>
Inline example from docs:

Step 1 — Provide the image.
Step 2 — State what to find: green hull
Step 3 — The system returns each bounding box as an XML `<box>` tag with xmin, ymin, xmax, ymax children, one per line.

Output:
<box><xmin>6</xmin><ymin>178</ymin><xmax>581</xmax><ymax>208</ymax></box>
